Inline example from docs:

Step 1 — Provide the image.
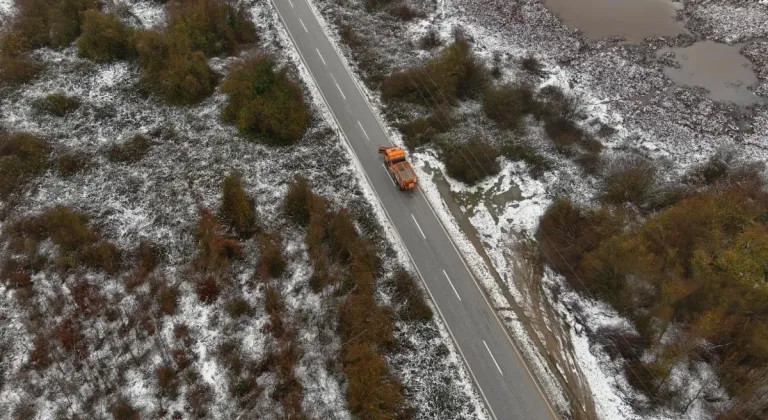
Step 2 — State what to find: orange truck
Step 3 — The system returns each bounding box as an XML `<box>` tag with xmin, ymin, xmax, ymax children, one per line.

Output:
<box><xmin>378</xmin><ymin>146</ymin><xmax>418</xmax><ymax>191</ymax></box>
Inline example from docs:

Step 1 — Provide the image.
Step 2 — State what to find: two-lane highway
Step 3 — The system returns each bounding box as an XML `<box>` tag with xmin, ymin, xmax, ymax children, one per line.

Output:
<box><xmin>269</xmin><ymin>1</ymin><xmax>559</xmax><ymax>418</ymax></box>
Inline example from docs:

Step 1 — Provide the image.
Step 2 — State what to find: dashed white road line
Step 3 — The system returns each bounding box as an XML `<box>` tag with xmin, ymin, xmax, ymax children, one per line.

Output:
<box><xmin>330</xmin><ymin>74</ymin><xmax>346</xmax><ymax>100</ymax></box>
<box><xmin>357</xmin><ymin>121</ymin><xmax>370</xmax><ymax>141</ymax></box>
<box><xmin>316</xmin><ymin>48</ymin><xmax>326</xmax><ymax>66</ymax></box>
<box><xmin>288</xmin><ymin>0</ymin><xmax>293</xmax><ymax>7</ymax></box>
<box><xmin>299</xmin><ymin>18</ymin><xmax>307</xmax><ymax>32</ymax></box>
<box><xmin>411</xmin><ymin>214</ymin><xmax>427</xmax><ymax>239</ymax></box>
<box><xmin>442</xmin><ymin>270</ymin><xmax>462</xmax><ymax>301</ymax></box>
<box><xmin>483</xmin><ymin>340</ymin><xmax>504</xmax><ymax>376</ymax></box>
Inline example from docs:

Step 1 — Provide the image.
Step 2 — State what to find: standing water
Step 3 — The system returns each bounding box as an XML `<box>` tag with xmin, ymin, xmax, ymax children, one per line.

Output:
<box><xmin>543</xmin><ymin>0</ymin><xmax>686</xmax><ymax>42</ymax></box>
<box><xmin>658</xmin><ymin>41</ymin><xmax>766</xmax><ymax>105</ymax></box>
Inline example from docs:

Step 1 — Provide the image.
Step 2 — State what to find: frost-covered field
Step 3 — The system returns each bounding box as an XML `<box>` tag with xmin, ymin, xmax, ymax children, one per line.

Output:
<box><xmin>307</xmin><ymin>0</ymin><xmax>768</xmax><ymax>419</ymax></box>
<box><xmin>0</xmin><ymin>0</ymin><xmax>486</xmax><ymax>418</ymax></box>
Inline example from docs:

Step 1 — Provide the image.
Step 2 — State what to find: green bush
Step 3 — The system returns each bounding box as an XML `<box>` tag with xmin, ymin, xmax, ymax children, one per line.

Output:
<box><xmin>220</xmin><ymin>172</ymin><xmax>257</xmax><ymax>237</ymax></box>
<box><xmin>76</xmin><ymin>10</ymin><xmax>135</xmax><ymax>62</ymax></box>
<box><xmin>483</xmin><ymin>84</ymin><xmax>537</xmax><ymax>131</ymax></box>
<box><xmin>0</xmin><ymin>132</ymin><xmax>49</xmax><ymax>198</ymax></box>
<box><xmin>382</xmin><ymin>40</ymin><xmax>488</xmax><ymax>107</ymax></box>
<box><xmin>135</xmin><ymin>29</ymin><xmax>216</xmax><ymax>105</ymax></box>
<box><xmin>441</xmin><ymin>137</ymin><xmax>500</xmax><ymax>184</ymax></box>
<box><xmin>107</xmin><ymin>134</ymin><xmax>151</xmax><ymax>163</ymax></box>
<box><xmin>32</xmin><ymin>93</ymin><xmax>81</xmax><ymax>117</ymax></box>
<box><xmin>221</xmin><ymin>56</ymin><xmax>310</xmax><ymax>145</ymax></box>
<box><xmin>57</xmin><ymin>153</ymin><xmax>88</xmax><ymax>176</ymax></box>
<box><xmin>168</xmin><ymin>0</ymin><xmax>256</xmax><ymax>57</ymax></box>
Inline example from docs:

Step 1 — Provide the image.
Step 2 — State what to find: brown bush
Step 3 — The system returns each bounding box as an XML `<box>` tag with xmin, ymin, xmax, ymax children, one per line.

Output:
<box><xmin>343</xmin><ymin>342</ymin><xmax>407</xmax><ymax>419</ymax></box>
<box><xmin>186</xmin><ymin>383</ymin><xmax>214</xmax><ymax>417</ymax></box>
<box><xmin>221</xmin><ymin>172</ymin><xmax>257</xmax><ymax>237</ymax></box>
<box><xmin>193</xmin><ymin>209</ymin><xmax>243</xmax><ymax>273</ymax></box>
<box><xmin>57</xmin><ymin>153</ymin><xmax>88</xmax><ymax>176</ymax></box>
<box><xmin>156</xmin><ymin>364</ymin><xmax>179</xmax><ymax>397</ymax></box>
<box><xmin>339</xmin><ymin>293</ymin><xmax>395</xmax><ymax>350</ymax></box>
<box><xmin>28</xmin><ymin>337</ymin><xmax>51</xmax><ymax>370</ymax></box>
<box><xmin>257</xmin><ymin>233</ymin><xmax>287</xmax><ymax>280</ymax></box>
<box><xmin>32</xmin><ymin>93</ymin><xmax>81</xmax><ymax>117</ymax></box>
<box><xmin>167</xmin><ymin>0</ymin><xmax>256</xmax><ymax>57</ymax></box>
<box><xmin>107</xmin><ymin>134</ymin><xmax>151</xmax><ymax>163</ymax></box>
<box><xmin>76</xmin><ymin>10</ymin><xmax>135</xmax><ymax>62</ymax></box>
<box><xmin>483</xmin><ymin>84</ymin><xmax>537</xmax><ymax>131</ymax></box>
<box><xmin>55</xmin><ymin>317</ymin><xmax>87</xmax><ymax>356</ymax></box>
<box><xmin>81</xmin><ymin>241</ymin><xmax>122</xmax><ymax>273</ymax></box>
<box><xmin>225</xmin><ymin>297</ymin><xmax>252</xmax><ymax>318</ymax></box>
<box><xmin>382</xmin><ymin>40</ymin><xmax>487</xmax><ymax>107</ymax></box>
<box><xmin>135</xmin><ymin>29</ymin><xmax>216</xmax><ymax>105</ymax></box>
<box><xmin>172</xmin><ymin>348</ymin><xmax>190</xmax><ymax>370</ymax></box>
<box><xmin>137</xmin><ymin>240</ymin><xmax>160</xmax><ymax>275</ymax></box>
<box><xmin>537</xmin><ymin>198</ymin><xmax>622</xmax><ymax>286</ymax></box>
<box><xmin>0</xmin><ymin>57</ymin><xmax>44</xmax><ymax>87</ymax></box>
<box><xmin>110</xmin><ymin>398</ymin><xmax>140</xmax><ymax>420</ymax></box>
<box><xmin>221</xmin><ymin>56</ymin><xmax>310</xmax><ymax>145</ymax></box>
<box><xmin>0</xmin><ymin>131</ymin><xmax>49</xmax><ymax>198</ymax></box>
<box><xmin>71</xmin><ymin>279</ymin><xmax>102</xmax><ymax>316</ymax></box>
<box><xmin>157</xmin><ymin>285</ymin><xmax>179</xmax><ymax>315</ymax></box>
<box><xmin>195</xmin><ymin>276</ymin><xmax>220</xmax><ymax>304</ymax></box>
<box><xmin>440</xmin><ymin>136</ymin><xmax>500</xmax><ymax>184</ymax></box>
<box><xmin>392</xmin><ymin>270</ymin><xmax>432</xmax><ymax>322</ymax></box>
<box><xmin>602</xmin><ymin>155</ymin><xmax>657</xmax><ymax>208</ymax></box>
<box><xmin>13</xmin><ymin>0</ymin><xmax>96</xmax><ymax>50</ymax></box>
<box><xmin>390</xmin><ymin>3</ymin><xmax>425</xmax><ymax>21</ymax></box>
<box><xmin>1</xmin><ymin>259</ymin><xmax>33</xmax><ymax>288</ymax></box>
<box><xmin>282</xmin><ymin>176</ymin><xmax>314</xmax><ymax>226</ymax></box>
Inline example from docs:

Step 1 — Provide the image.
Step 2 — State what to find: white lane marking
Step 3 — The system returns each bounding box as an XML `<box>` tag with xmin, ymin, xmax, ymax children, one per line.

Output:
<box><xmin>299</xmin><ymin>18</ymin><xmax>308</xmax><ymax>32</ymax></box>
<box><xmin>357</xmin><ymin>121</ymin><xmax>370</xmax><ymax>142</ymax></box>
<box><xmin>411</xmin><ymin>214</ymin><xmax>427</xmax><ymax>239</ymax></box>
<box><xmin>442</xmin><ymin>270</ymin><xmax>462</xmax><ymax>301</ymax></box>
<box><xmin>330</xmin><ymin>74</ymin><xmax>346</xmax><ymax>100</ymax></box>
<box><xmin>316</xmin><ymin>48</ymin><xmax>326</xmax><ymax>66</ymax></box>
<box><xmin>288</xmin><ymin>0</ymin><xmax>293</xmax><ymax>7</ymax></box>
<box><xmin>483</xmin><ymin>340</ymin><xmax>504</xmax><ymax>376</ymax></box>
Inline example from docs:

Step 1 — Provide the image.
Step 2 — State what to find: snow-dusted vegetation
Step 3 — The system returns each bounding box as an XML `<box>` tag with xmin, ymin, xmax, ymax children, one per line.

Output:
<box><xmin>306</xmin><ymin>0</ymin><xmax>768</xmax><ymax>418</ymax></box>
<box><xmin>0</xmin><ymin>0</ymin><xmax>485</xmax><ymax>418</ymax></box>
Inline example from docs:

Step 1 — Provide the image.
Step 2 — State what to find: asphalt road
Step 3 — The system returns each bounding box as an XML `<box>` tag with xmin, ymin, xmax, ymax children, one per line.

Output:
<box><xmin>270</xmin><ymin>1</ymin><xmax>559</xmax><ymax>419</ymax></box>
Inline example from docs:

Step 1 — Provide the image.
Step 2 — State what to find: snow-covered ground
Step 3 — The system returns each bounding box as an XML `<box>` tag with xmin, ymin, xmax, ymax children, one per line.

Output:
<box><xmin>306</xmin><ymin>0</ymin><xmax>768</xmax><ymax>418</ymax></box>
<box><xmin>0</xmin><ymin>0</ymin><xmax>486</xmax><ymax>418</ymax></box>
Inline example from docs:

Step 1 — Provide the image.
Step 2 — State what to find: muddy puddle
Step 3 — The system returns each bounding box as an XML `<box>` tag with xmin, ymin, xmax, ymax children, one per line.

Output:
<box><xmin>543</xmin><ymin>0</ymin><xmax>686</xmax><ymax>43</ymax></box>
<box><xmin>658</xmin><ymin>41</ymin><xmax>766</xmax><ymax>105</ymax></box>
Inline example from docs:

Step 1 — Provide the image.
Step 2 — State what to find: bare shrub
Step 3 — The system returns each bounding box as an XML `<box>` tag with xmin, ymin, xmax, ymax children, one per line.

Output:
<box><xmin>110</xmin><ymin>398</ymin><xmax>140</xmax><ymax>420</ymax></box>
<box><xmin>0</xmin><ymin>57</ymin><xmax>44</xmax><ymax>87</ymax></box>
<box><xmin>28</xmin><ymin>337</ymin><xmax>51</xmax><ymax>370</ymax></box>
<box><xmin>157</xmin><ymin>285</ymin><xmax>179</xmax><ymax>315</ymax></box>
<box><xmin>392</xmin><ymin>270</ymin><xmax>432</xmax><ymax>322</ymax></box>
<box><xmin>343</xmin><ymin>342</ymin><xmax>407</xmax><ymax>418</ymax></box>
<box><xmin>156</xmin><ymin>364</ymin><xmax>179</xmax><ymax>397</ymax></box>
<box><xmin>282</xmin><ymin>175</ymin><xmax>313</xmax><ymax>226</ymax></box>
<box><xmin>186</xmin><ymin>383</ymin><xmax>214</xmax><ymax>417</ymax></box>
<box><xmin>398</xmin><ymin>105</ymin><xmax>452</xmax><ymax>149</ymax></box>
<box><xmin>167</xmin><ymin>0</ymin><xmax>256</xmax><ymax>57</ymax></box>
<box><xmin>193</xmin><ymin>209</ymin><xmax>243</xmax><ymax>273</ymax></box>
<box><xmin>419</xmin><ymin>27</ymin><xmax>442</xmax><ymax>50</ymax></box>
<box><xmin>339</xmin><ymin>293</ymin><xmax>396</xmax><ymax>350</ymax></box>
<box><xmin>390</xmin><ymin>3</ymin><xmax>425</xmax><ymax>21</ymax></box>
<box><xmin>602</xmin><ymin>155</ymin><xmax>658</xmax><ymax>208</ymax></box>
<box><xmin>521</xmin><ymin>55</ymin><xmax>545</xmax><ymax>77</ymax></box>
